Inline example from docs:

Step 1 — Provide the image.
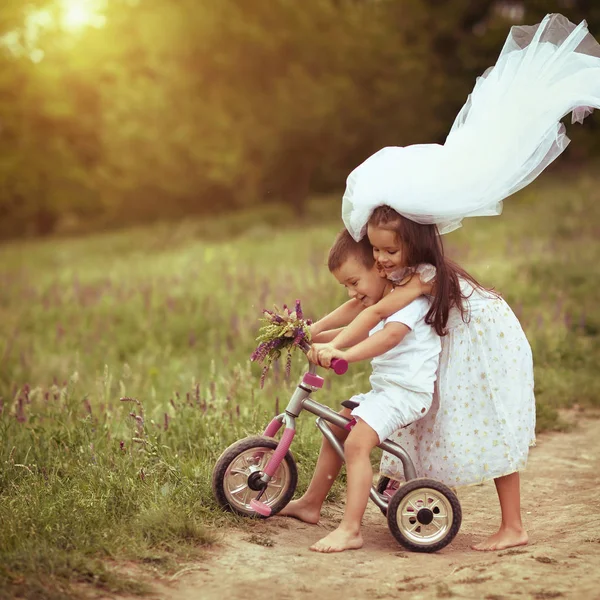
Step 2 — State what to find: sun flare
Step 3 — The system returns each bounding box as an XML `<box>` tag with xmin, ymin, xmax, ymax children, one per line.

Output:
<box><xmin>60</xmin><ymin>0</ymin><xmax>106</xmax><ymax>32</ymax></box>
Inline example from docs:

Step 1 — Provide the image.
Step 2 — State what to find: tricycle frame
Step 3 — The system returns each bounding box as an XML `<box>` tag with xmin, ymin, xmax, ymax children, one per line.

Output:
<box><xmin>256</xmin><ymin>360</ymin><xmax>417</xmax><ymax>513</ymax></box>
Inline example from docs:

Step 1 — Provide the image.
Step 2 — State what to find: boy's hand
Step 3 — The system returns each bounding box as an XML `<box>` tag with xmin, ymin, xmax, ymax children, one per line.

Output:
<box><xmin>308</xmin><ymin>343</ymin><xmax>336</xmax><ymax>366</ymax></box>
<box><xmin>313</xmin><ymin>343</ymin><xmax>346</xmax><ymax>368</ymax></box>
<box><xmin>307</xmin><ymin>343</ymin><xmax>327</xmax><ymax>365</ymax></box>
<box><xmin>317</xmin><ymin>346</ymin><xmax>337</xmax><ymax>368</ymax></box>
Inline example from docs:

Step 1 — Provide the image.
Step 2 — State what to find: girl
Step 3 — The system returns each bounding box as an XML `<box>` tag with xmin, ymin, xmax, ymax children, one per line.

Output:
<box><xmin>280</xmin><ymin>229</ymin><xmax>442</xmax><ymax>553</ymax></box>
<box><xmin>313</xmin><ymin>210</ymin><xmax>534</xmax><ymax>552</ymax></box>
<box><xmin>312</xmin><ymin>13</ymin><xmax>600</xmax><ymax>552</ymax></box>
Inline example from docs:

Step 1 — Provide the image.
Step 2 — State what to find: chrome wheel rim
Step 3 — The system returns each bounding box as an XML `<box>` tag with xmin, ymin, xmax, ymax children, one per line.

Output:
<box><xmin>394</xmin><ymin>487</ymin><xmax>454</xmax><ymax>546</ymax></box>
<box><xmin>223</xmin><ymin>446</ymin><xmax>291</xmax><ymax>513</ymax></box>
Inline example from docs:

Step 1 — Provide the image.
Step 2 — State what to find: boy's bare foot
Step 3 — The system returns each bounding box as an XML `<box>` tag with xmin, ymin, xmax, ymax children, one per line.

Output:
<box><xmin>310</xmin><ymin>527</ymin><xmax>363</xmax><ymax>553</ymax></box>
<box><xmin>278</xmin><ymin>500</ymin><xmax>321</xmax><ymax>524</ymax></box>
<box><xmin>471</xmin><ymin>526</ymin><xmax>529</xmax><ymax>551</ymax></box>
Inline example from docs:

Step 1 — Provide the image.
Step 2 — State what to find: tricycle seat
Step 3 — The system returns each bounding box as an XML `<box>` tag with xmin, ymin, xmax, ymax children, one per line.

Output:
<box><xmin>341</xmin><ymin>400</ymin><xmax>360</xmax><ymax>410</ymax></box>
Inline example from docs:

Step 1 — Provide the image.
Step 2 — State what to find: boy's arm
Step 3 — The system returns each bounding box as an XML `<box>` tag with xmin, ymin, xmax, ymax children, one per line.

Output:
<box><xmin>330</xmin><ymin>277</ymin><xmax>430</xmax><ymax>350</ymax></box>
<box><xmin>309</xmin><ymin>299</ymin><xmax>365</xmax><ymax>337</ymax></box>
<box><xmin>328</xmin><ymin>322</ymin><xmax>409</xmax><ymax>365</ymax></box>
<box><xmin>308</xmin><ymin>327</ymin><xmax>368</xmax><ymax>364</ymax></box>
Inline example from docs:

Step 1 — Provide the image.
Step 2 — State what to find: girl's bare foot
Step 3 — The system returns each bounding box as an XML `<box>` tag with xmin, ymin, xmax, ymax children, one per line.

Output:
<box><xmin>471</xmin><ymin>526</ymin><xmax>529</xmax><ymax>551</ymax></box>
<box><xmin>278</xmin><ymin>500</ymin><xmax>321</xmax><ymax>524</ymax></box>
<box><xmin>310</xmin><ymin>527</ymin><xmax>363</xmax><ymax>553</ymax></box>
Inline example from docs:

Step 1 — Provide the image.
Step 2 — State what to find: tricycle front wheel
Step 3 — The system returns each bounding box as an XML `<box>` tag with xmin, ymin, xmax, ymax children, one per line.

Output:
<box><xmin>212</xmin><ymin>436</ymin><xmax>298</xmax><ymax>518</ymax></box>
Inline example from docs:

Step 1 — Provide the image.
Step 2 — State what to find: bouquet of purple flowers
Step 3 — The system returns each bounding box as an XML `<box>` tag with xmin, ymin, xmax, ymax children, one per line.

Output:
<box><xmin>250</xmin><ymin>299</ymin><xmax>312</xmax><ymax>387</ymax></box>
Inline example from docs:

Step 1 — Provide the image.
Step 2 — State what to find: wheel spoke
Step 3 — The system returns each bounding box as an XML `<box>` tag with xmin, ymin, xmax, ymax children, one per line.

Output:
<box><xmin>241</xmin><ymin>487</ymin><xmax>252</xmax><ymax>506</ymax></box>
<box><xmin>258</xmin><ymin>452</ymin><xmax>271</xmax><ymax>469</ymax></box>
<box><xmin>407</xmin><ymin>522</ymin><xmax>421</xmax><ymax>533</ymax></box>
<box><xmin>428</xmin><ymin>498</ymin><xmax>441</xmax><ymax>510</ymax></box>
<box><xmin>230</xmin><ymin>458</ymin><xmax>244</xmax><ymax>472</ymax></box>
<box><xmin>402</xmin><ymin>516</ymin><xmax>418</xmax><ymax>529</ymax></box>
<box><xmin>229</xmin><ymin>468</ymin><xmax>249</xmax><ymax>477</ymax></box>
<box><xmin>229</xmin><ymin>483</ymin><xmax>249</xmax><ymax>496</ymax></box>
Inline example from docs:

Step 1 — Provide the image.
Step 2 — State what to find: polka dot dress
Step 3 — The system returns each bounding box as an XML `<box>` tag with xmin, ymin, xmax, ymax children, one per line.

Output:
<box><xmin>380</xmin><ymin>273</ymin><xmax>536</xmax><ymax>488</ymax></box>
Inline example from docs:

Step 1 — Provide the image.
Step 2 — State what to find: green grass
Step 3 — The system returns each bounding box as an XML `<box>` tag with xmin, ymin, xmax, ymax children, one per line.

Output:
<box><xmin>1</xmin><ymin>172</ymin><xmax>599</xmax><ymax>598</ymax></box>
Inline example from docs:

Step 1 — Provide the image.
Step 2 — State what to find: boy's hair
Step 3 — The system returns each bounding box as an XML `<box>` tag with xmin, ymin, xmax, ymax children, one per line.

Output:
<box><xmin>328</xmin><ymin>229</ymin><xmax>374</xmax><ymax>272</ymax></box>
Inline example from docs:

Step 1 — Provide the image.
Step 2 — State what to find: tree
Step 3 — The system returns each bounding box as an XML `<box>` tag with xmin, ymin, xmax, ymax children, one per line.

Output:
<box><xmin>0</xmin><ymin>0</ymin><xmax>597</xmax><ymax>238</ymax></box>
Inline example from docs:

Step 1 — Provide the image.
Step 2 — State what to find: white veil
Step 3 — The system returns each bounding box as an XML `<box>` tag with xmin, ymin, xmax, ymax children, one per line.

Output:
<box><xmin>342</xmin><ymin>14</ymin><xmax>600</xmax><ymax>240</ymax></box>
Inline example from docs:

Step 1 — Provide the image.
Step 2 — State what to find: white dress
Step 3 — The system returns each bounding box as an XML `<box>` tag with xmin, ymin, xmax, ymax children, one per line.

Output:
<box><xmin>380</xmin><ymin>267</ymin><xmax>536</xmax><ymax>488</ymax></box>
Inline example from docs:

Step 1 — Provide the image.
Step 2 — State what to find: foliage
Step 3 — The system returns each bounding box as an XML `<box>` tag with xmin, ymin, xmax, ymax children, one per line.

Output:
<box><xmin>0</xmin><ymin>0</ymin><xmax>598</xmax><ymax>238</ymax></box>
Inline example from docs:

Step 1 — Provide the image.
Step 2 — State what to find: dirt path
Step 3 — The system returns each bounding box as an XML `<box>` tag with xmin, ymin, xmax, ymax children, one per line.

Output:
<box><xmin>121</xmin><ymin>413</ymin><xmax>600</xmax><ymax>600</ymax></box>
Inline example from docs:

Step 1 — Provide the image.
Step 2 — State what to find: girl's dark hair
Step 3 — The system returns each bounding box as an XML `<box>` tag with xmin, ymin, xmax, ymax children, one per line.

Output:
<box><xmin>368</xmin><ymin>206</ymin><xmax>490</xmax><ymax>336</ymax></box>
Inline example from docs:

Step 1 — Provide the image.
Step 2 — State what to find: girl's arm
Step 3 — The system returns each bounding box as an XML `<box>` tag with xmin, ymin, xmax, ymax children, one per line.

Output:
<box><xmin>329</xmin><ymin>276</ymin><xmax>430</xmax><ymax>350</ymax></box>
<box><xmin>311</xmin><ymin>327</ymin><xmax>345</xmax><ymax>344</ymax></box>
<box><xmin>309</xmin><ymin>299</ymin><xmax>365</xmax><ymax>338</ymax></box>
<box><xmin>321</xmin><ymin>322</ymin><xmax>409</xmax><ymax>366</ymax></box>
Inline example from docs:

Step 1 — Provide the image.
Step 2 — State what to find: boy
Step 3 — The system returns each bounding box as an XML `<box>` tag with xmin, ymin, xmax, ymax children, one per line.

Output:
<box><xmin>280</xmin><ymin>230</ymin><xmax>440</xmax><ymax>553</ymax></box>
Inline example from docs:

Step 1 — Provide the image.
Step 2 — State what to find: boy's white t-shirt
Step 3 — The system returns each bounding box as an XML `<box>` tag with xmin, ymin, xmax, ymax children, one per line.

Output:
<box><xmin>369</xmin><ymin>296</ymin><xmax>441</xmax><ymax>394</ymax></box>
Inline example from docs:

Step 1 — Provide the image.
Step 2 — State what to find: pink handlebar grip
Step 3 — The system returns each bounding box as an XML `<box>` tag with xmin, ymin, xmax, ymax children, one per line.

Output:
<box><xmin>330</xmin><ymin>358</ymin><xmax>348</xmax><ymax>375</ymax></box>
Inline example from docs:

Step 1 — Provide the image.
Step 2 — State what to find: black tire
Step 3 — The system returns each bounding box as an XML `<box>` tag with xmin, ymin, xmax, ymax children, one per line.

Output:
<box><xmin>376</xmin><ymin>476</ymin><xmax>391</xmax><ymax>495</ymax></box>
<box><xmin>212</xmin><ymin>436</ymin><xmax>298</xmax><ymax>518</ymax></box>
<box><xmin>376</xmin><ymin>476</ymin><xmax>391</xmax><ymax>516</ymax></box>
<box><xmin>387</xmin><ymin>478</ymin><xmax>462</xmax><ymax>553</ymax></box>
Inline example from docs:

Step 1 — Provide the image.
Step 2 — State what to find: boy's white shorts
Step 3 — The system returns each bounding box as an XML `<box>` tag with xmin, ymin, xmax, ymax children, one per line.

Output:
<box><xmin>349</xmin><ymin>379</ymin><xmax>433</xmax><ymax>443</ymax></box>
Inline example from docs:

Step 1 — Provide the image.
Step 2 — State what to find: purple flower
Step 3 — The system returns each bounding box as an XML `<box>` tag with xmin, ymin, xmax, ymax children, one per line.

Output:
<box><xmin>260</xmin><ymin>365</ymin><xmax>268</xmax><ymax>388</ymax></box>
<box><xmin>16</xmin><ymin>397</ymin><xmax>26</xmax><ymax>423</ymax></box>
<box><xmin>263</xmin><ymin>310</ymin><xmax>283</xmax><ymax>323</ymax></box>
<box><xmin>251</xmin><ymin>300</ymin><xmax>311</xmax><ymax>385</ymax></box>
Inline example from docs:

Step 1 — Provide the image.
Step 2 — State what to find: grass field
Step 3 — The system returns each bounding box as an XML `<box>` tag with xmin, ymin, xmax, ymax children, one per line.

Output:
<box><xmin>1</xmin><ymin>169</ymin><xmax>599</xmax><ymax>599</ymax></box>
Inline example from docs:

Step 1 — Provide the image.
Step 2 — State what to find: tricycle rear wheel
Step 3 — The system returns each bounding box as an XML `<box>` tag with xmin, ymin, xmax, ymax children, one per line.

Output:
<box><xmin>387</xmin><ymin>478</ymin><xmax>461</xmax><ymax>552</ymax></box>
